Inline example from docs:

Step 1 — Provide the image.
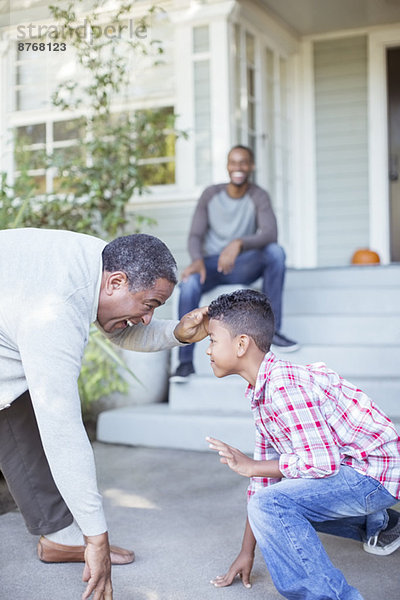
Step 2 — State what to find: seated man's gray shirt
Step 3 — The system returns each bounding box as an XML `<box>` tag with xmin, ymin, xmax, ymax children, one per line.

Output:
<box><xmin>188</xmin><ymin>182</ymin><xmax>278</xmax><ymax>261</ymax></box>
<box><xmin>0</xmin><ymin>228</ymin><xmax>180</xmax><ymax>536</ymax></box>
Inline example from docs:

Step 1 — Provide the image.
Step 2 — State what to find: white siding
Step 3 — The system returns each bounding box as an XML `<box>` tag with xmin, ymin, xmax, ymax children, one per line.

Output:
<box><xmin>314</xmin><ymin>36</ymin><xmax>369</xmax><ymax>266</ymax></box>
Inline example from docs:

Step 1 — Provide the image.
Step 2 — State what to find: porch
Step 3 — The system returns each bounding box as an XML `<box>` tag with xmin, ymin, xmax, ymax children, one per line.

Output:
<box><xmin>97</xmin><ymin>263</ymin><xmax>400</xmax><ymax>453</ymax></box>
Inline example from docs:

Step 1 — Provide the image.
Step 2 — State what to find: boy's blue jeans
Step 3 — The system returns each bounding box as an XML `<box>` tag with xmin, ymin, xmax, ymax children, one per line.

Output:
<box><xmin>178</xmin><ymin>243</ymin><xmax>285</xmax><ymax>364</ymax></box>
<box><xmin>247</xmin><ymin>466</ymin><xmax>397</xmax><ymax>600</ymax></box>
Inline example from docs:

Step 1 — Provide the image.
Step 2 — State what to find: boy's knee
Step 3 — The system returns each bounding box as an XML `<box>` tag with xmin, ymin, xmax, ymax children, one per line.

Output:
<box><xmin>248</xmin><ymin>486</ymin><xmax>295</xmax><ymax>524</ymax></box>
<box><xmin>248</xmin><ymin>487</ymin><xmax>287</xmax><ymax>541</ymax></box>
<box><xmin>248</xmin><ymin>487</ymin><xmax>276</xmax><ymax>521</ymax></box>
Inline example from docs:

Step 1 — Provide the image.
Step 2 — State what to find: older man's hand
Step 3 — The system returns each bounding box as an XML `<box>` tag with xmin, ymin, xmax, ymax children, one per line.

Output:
<box><xmin>81</xmin><ymin>532</ymin><xmax>113</xmax><ymax>600</ymax></box>
<box><xmin>174</xmin><ymin>306</ymin><xmax>209</xmax><ymax>344</ymax></box>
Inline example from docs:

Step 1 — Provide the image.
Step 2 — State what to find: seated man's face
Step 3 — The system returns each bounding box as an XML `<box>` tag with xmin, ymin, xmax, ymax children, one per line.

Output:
<box><xmin>97</xmin><ymin>274</ymin><xmax>174</xmax><ymax>333</ymax></box>
<box><xmin>227</xmin><ymin>148</ymin><xmax>254</xmax><ymax>187</ymax></box>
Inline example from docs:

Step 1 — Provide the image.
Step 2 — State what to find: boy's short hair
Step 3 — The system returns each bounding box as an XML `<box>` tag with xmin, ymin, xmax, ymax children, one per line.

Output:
<box><xmin>208</xmin><ymin>289</ymin><xmax>274</xmax><ymax>353</ymax></box>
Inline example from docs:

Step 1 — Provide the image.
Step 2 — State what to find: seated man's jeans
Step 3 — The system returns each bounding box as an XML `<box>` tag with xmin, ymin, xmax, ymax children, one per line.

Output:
<box><xmin>247</xmin><ymin>465</ymin><xmax>397</xmax><ymax>600</ymax></box>
<box><xmin>178</xmin><ymin>243</ymin><xmax>285</xmax><ymax>364</ymax></box>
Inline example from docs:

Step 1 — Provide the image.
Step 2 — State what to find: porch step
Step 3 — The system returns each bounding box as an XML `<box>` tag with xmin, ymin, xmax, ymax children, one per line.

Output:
<box><xmin>284</xmin><ymin>315</ymin><xmax>400</xmax><ymax>345</ymax></box>
<box><xmin>285</xmin><ymin>264</ymin><xmax>400</xmax><ymax>289</ymax></box>
<box><xmin>169</xmin><ymin>374</ymin><xmax>400</xmax><ymax>417</ymax></box>
<box><xmin>169</xmin><ymin>374</ymin><xmax>247</xmax><ymax>412</ymax></box>
<box><xmin>175</xmin><ymin>337</ymin><xmax>400</xmax><ymax>378</ymax></box>
<box><xmin>98</xmin><ymin>265</ymin><xmax>400</xmax><ymax>450</ymax></box>
<box><xmin>97</xmin><ymin>404</ymin><xmax>255</xmax><ymax>453</ymax></box>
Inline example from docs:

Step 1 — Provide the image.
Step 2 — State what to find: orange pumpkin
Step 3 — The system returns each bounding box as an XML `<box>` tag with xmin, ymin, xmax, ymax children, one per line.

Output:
<box><xmin>351</xmin><ymin>248</ymin><xmax>380</xmax><ymax>265</ymax></box>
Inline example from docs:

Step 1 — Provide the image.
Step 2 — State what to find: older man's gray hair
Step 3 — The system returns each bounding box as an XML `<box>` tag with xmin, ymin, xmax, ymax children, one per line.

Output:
<box><xmin>102</xmin><ymin>233</ymin><xmax>178</xmax><ymax>292</ymax></box>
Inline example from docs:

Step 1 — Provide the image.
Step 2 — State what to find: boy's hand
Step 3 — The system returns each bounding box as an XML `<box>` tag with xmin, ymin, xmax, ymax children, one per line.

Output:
<box><xmin>206</xmin><ymin>437</ymin><xmax>255</xmax><ymax>477</ymax></box>
<box><xmin>210</xmin><ymin>549</ymin><xmax>254</xmax><ymax>589</ymax></box>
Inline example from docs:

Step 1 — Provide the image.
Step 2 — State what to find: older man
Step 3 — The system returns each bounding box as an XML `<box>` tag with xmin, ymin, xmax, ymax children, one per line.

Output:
<box><xmin>0</xmin><ymin>228</ymin><xmax>208</xmax><ymax>600</ymax></box>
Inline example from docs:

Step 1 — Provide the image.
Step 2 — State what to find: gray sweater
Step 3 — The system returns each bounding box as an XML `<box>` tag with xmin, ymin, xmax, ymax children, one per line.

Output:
<box><xmin>188</xmin><ymin>183</ymin><xmax>278</xmax><ymax>260</ymax></box>
<box><xmin>0</xmin><ymin>228</ymin><xmax>180</xmax><ymax>535</ymax></box>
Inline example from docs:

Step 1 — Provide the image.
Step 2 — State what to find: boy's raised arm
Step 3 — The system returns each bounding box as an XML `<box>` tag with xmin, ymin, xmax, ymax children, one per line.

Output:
<box><xmin>210</xmin><ymin>518</ymin><xmax>256</xmax><ymax>589</ymax></box>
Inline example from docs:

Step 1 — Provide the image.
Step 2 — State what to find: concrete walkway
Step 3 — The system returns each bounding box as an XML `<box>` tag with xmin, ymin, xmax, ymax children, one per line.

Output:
<box><xmin>1</xmin><ymin>442</ymin><xmax>399</xmax><ymax>600</ymax></box>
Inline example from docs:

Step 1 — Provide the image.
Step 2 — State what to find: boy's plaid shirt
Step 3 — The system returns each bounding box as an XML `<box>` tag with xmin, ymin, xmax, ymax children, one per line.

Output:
<box><xmin>246</xmin><ymin>352</ymin><xmax>400</xmax><ymax>500</ymax></box>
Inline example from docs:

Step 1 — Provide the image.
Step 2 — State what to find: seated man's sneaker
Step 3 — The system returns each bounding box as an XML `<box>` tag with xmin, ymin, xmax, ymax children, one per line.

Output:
<box><xmin>170</xmin><ymin>361</ymin><xmax>195</xmax><ymax>383</ymax></box>
<box><xmin>363</xmin><ymin>510</ymin><xmax>400</xmax><ymax>556</ymax></box>
<box><xmin>37</xmin><ymin>536</ymin><xmax>135</xmax><ymax>564</ymax></box>
<box><xmin>272</xmin><ymin>332</ymin><xmax>300</xmax><ymax>352</ymax></box>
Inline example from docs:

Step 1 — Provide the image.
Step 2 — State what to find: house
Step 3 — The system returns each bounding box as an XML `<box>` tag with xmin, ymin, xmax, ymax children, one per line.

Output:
<box><xmin>1</xmin><ymin>0</ymin><xmax>400</xmax><ymax>449</ymax></box>
<box><xmin>2</xmin><ymin>0</ymin><xmax>400</xmax><ymax>268</ymax></box>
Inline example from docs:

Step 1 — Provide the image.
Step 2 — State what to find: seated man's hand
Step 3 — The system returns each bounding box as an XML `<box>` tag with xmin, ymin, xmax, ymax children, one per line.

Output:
<box><xmin>174</xmin><ymin>306</ymin><xmax>209</xmax><ymax>344</ymax></box>
<box><xmin>217</xmin><ymin>239</ymin><xmax>242</xmax><ymax>274</ymax></box>
<box><xmin>81</xmin><ymin>532</ymin><xmax>113</xmax><ymax>600</ymax></box>
<box><xmin>210</xmin><ymin>549</ymin><xmax>254</xmax><ymax>589</ymax></box>
<box><xmin>181</xmin><ymin>258</ymin><xmax>207</xmax><ymax>284</ymax></box>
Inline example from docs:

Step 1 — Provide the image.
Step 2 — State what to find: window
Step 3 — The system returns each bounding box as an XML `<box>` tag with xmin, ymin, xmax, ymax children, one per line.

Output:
<box><xmin>231</xmin><ymin>24</ymin><xmax>293</xmax><ymax>250</ymax></box>
<box><xmin>233</xmin><ymin>26</ymin><xmax>257</xmax><ymax>153</ymax></box>
<box><xmin>14</xmin><ymin>119</ymin><xmax>85</xmax><ymax>194</ymax></box>
<box><xmin>13</xmin><ymin>108</ymin><xmax>175</xmax><ymax>194</ymax></box>
<box><xmin>262</xmin><ymin>47</ymin><xmax>291</xmax><ymax>250</ymax></box>
<box><xmin>15</xmin><ymin>40</ymin><xmax>76</xmax><ymax>111</ymax></box>
<box><xmin>10</xmin><ymin>26</ymin><xmax>176</xmax><ymax>192</ymax></box>
<box><xmin>192</xmin><ymin>25</ymin><xmax>212</xmax><ymax>185</ymax></box>
<box><xmin>135</xmin><ymin>106</ymin><xmax>176</xmax><ymax>186</ymax></box>
<box><xmin>246</xmin><ymin>32</ymin><xmax>256</xmax><ymax>153</ymax></box>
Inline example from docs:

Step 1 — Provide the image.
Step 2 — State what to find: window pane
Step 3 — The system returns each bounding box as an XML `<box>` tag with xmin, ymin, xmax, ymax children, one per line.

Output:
<box><xmin>52</xmin><ymin>145</ymin><xmax>85</xmax><ymax>165</ymax></box>
<box><xmin>15</xmin><ymin>40</ymin><xmax>76</xmax><ymax>111</ymax></box>
<box><xmin>193</xmin><ymin>26</ymin><xmax>209</xmax><ymax>53</ymax></box>
<box><xmin>246</xmin><ymin>32</ymin><xmax>255</xmax><ymax>64</ymax></box>
<box><xmin>32</xmin><ymin>175</ymin><xmax>46</xmax><ymax>194</ymax></box>
<box><xmin>15</xmin><ymin>150</ymin><xmax>46</xmax><ymax>171</ymax></box>
<box><xmin>16</xmin><ymin>123</ymin><xmax>46</xmax><ymax>144</ymax></box>
<box><xmin>54</xmin><ymin>119</ymin><xmax>84</xmax><ymax>141</ymax></box>
<box><xmin>247</xmin><ymin>66</ymin><xmax>255</xmax><ymax>98</ymax></box>
<box><xmin>135</xmin><ymin>106</ymin><xmax>176</xmax><ymax>185</ymax></box>
<box><xmin>193</xmin><ymin>59</ymin><xmax>211</xmax><ymax>184</ymax></box>
<box><xmin>138</xmin><ymin>161</ymin><xmax>175</xmax><ymax>185</ymax></box>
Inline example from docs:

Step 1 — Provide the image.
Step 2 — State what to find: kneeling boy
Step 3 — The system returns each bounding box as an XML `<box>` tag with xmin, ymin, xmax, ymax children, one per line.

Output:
<box><xmin>206</xmin><ymin>289</ymin><xmax>400</xmax><ymax>600</ymax></box>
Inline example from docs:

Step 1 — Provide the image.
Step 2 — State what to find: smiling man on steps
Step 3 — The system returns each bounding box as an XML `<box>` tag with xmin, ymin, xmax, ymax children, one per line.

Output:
<box><xmin>171</xmin><ymin>144</ymin><xmax>298</xmax><ymax>384</ymax></box>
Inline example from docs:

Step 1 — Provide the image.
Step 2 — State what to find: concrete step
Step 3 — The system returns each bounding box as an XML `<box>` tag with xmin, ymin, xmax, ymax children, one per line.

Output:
<box><xmin>354</xmin><ymin>378</ymin><xmax>400</xmax><ymax>418</ymax></box>
<box><xmin>285</xmin><ymin>287</ymin><xmax>400</xmax><ymax>315</ymax></box>
<box><xmin>284</xmin><ymin>314</ymin><xmax>400</xmax><ymax>345</ymax></box>
<box><xmin>179</xmin><ymin>337</ymin><xmax>400</xmax><ymax>378</ymax></box>
<box><xmin>97</xmin><ymin>404</ymin><xmax>255</xmax><ymax>453</ymax></box>
<box><xmin>169</xmin><ymin>375</ymin><xmax>248</xmax><ymax>412</ymax></box>
<box><xmin>97</xmin><ymin>376</ymin><xmax>400</xmax><ymax>454</ymax></box>
<box><xmin>285</xmin><ymin>264</ymin><xmax>400</xmax><ymax>289</ymax></box>
<box><xmin>170</xmin><ymin>375</ymin><xmax>400</xmax><ymax>415</ymax></box>
<box><xmin>170</xmin><ymin>374</ymin><xmax>400</xmax><ymax>419</ymax></box>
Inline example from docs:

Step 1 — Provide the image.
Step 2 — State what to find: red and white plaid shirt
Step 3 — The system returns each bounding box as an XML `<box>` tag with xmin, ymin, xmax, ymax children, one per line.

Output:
<box><xmin>246</xmin><ymin>352</ymin><xmax>400</xmax><ymax>500</ymax></box>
